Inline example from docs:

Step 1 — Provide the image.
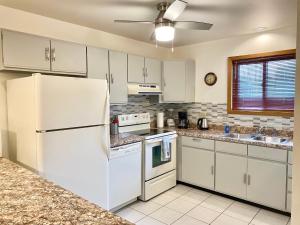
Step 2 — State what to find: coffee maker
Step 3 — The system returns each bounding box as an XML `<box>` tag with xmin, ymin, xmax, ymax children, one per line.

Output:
<box><xmin>178</xmin><ymin>111</ymin><xmax>189</xmax><ymax>129</ymax></box>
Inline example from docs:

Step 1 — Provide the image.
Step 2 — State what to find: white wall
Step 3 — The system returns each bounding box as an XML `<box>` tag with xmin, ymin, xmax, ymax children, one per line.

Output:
<box><xmin>170</xmin><ymin>26</ymin><xmax>297</xmax><ymax>103</ymax></box>
<box><xmin>291</xmin><ymin>2</ymin><xmax>300</xmax><ymax>224</ymax></box>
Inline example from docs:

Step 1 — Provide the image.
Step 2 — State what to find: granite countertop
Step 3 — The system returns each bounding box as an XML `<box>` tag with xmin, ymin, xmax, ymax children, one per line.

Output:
<box><xmin>0</xmin><ymin>158</ymin><xmax>133</xmax><ymax>225</ymax></box>
<box><xmin>110</xmin><ymin>133</ymin><xmax>144</xmax><ymax>148</ymax></box>
<box><xmin>165</xmin><ymin>127</ymin><xmax>293</xmax><ymax>151</ymax></box>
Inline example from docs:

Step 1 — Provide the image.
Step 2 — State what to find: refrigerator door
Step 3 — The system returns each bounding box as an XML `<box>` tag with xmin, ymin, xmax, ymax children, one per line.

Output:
<box><xmin>36</xmin><ymin>125</ymin><xmax>109</xmax><ymax>209</ymax></box>
<box><xmin>35</xmin><ymin>74</ymin><xmax>109</xmax><ymax>131</ymax></box>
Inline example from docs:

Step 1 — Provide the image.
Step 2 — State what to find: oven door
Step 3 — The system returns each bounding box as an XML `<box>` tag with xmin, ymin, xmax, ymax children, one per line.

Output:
<box><xmin>144</xmin><ymin>134</ymin><xmax>177</xmax><ymax>181</ymax></box>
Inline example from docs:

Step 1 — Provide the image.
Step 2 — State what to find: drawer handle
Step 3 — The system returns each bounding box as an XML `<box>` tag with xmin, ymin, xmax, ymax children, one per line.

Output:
<box><xmin>192</xmin><ymin>138</ymin><xmax>201</xmax><ymax>142</ymax></box>
<box><xmin>248</xmin><ymin>175</ymin><xmax>251</xmax><ymax>185</ymax></box>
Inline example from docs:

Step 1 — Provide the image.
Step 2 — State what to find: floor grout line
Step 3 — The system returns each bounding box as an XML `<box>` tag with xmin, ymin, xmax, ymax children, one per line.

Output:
<box><xmin>121</xmin><ymin>184</ymin><xmax>291</xmax><ymax>225</ymax></box>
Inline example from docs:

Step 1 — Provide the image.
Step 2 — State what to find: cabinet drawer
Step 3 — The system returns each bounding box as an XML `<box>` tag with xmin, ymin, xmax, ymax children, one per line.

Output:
<box><xmin>288</xmin><ymin>151</ymin><xmax>293</xmax><ymax>164</ymax></box>
<box><xmin>215</xmin><ymin>141</ymin><xmax>247</xmax><ymax>156</ymax></box>
<box><xmin>182</xmin><ymin>136</ymin><xmax>214</xmax><ymax>151</ymax></box>
<box><xmin>248</xmin><ymin>146</ymin><xmax>287</xmax><ymax>163</ymax></box>
<box><xmin>288</xmin><ymin>178</ymin><xmax>292</xmax><ymax>193</ymax></box>
<box><xmin>288</xmin><ymin>165</ymin><xmax>292</xmax><ymax>178</ymax></box>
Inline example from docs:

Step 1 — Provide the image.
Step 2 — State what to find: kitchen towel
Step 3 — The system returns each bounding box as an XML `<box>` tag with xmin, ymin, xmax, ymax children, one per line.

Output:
<box><xmin>161</xmin><ymin>136</ymin><xmax>171</xmax><ymax>161</ymax></box>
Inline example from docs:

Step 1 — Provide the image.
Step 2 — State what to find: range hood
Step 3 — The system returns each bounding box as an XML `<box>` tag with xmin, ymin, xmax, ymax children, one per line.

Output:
<box><xmin>128</xmin><ymin>83</ymin><xmax>162</xmax><ymax>95</ymax></box>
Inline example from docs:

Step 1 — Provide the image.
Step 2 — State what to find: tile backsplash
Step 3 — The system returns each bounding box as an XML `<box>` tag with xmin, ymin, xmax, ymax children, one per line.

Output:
<box><xmin>110</xmin><ymin>96</ymin><xmax>294</xmax><ymax>131</ymax></box>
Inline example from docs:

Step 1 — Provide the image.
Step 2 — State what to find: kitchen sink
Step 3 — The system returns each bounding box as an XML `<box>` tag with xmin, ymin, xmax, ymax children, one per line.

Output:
<box><xmin>221</xmin><ymin>133</ymin><xmax>292</xmax><ymax>145</ymax></box>
<box><xmin>251</xmin><ymin>135</ymin><xmax>291</xmax><ymax>144</ymax></box>
<box><xmin>221</xmin><ymin>133</ymin><xmax>252</xmax><ymax>140</ymax></box>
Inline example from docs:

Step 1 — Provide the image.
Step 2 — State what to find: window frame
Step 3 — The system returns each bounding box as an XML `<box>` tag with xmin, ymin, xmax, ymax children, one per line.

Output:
<box><xmin>227</xmin><ymin>49</ymin><xmax>296</xmax><ymax>117</ymax></box>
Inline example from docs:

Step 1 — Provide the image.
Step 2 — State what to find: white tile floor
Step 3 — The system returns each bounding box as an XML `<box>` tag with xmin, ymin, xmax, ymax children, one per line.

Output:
<box><xmin>117</xmin><ymin>184</ymin><xmax>291</xmax><ymax>225</ymax></box>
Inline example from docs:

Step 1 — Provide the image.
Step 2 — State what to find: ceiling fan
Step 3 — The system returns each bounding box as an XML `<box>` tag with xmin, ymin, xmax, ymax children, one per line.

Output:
<box><xmin>114</xmin><ymin>0</ymin><xmax>213</xmax><ymax>43</ymax></box>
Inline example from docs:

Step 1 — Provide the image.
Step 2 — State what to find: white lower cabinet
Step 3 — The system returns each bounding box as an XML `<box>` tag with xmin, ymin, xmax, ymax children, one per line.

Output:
<box><xmin>215</xmin><ymin>153</ymin><xmax>247</xmax><ymax>198</ymax></box>
<box><xmin>247</xmin><ymin>158</ymin><xmax>287</xmax><ymax>210</ymax></box>
<box><xmin>181</xmin><ymin>146</ymin><xmax>214</xmax><ymax>190</ymax></box>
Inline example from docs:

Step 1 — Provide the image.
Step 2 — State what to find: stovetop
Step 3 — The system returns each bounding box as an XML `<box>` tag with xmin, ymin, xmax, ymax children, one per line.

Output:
<box><xmin>129</xmin><ymin>129</ymin><xmax>176</xmax><ymax>139</ymax></box>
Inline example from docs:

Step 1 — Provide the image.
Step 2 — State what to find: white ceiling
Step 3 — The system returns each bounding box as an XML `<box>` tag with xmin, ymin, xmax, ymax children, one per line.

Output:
<box><xmin>0</xmin><ymin>0</ymin><xmax>297</xmax><ymax>46</ymax></box>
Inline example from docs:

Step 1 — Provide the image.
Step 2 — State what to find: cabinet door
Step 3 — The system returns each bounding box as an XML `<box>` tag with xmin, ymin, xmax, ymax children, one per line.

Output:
<box><xmin>162</xmin><ymin>61</ymin><xmax>186</xmax><ymax>102</ymax></box>
<box><xmin>247</xmin><ymin>158</ymin><xmax>287</xmax><ymax>210</ymax></box>
<box><xmin>185</xmin><ymin>60</ymin><xmax>195</xmax><ymax>102</ymax></box>
<box><xmin>87</xmin><ymin>46</ymin><xmax>109</xmax><ymax>80</ymax></box>
<box><xmin>128</xmin><ymin>54</ymin><xmax>145</xmax><ymax>83</ymax></box>
<box><xmin>51</xmin><ymin>40</ymin><xmax>86</xmax><ymax>75</ymax></box>
<box><xmin>2</xmin><ymin>30</ymin><xmax>50</xmax><ymax>71</ymax></box>
<box><xmin>215</xmin><ymin>153</ymin><xmax>247</xmax><ymax>198</ymax></box>
<box><xmin>182</xmin><ymin>146</ymin><xmax>214</xmax><ymax>190</ymax></box>
<box><xmin>145</xmin><ymin>58</ymin><xmax>161</xmax><ymax>85</ymax></box>
<box><xmin>109</xmin><ymin>51</ymin><xmax>128</xmax><ymax>104</ymax></box>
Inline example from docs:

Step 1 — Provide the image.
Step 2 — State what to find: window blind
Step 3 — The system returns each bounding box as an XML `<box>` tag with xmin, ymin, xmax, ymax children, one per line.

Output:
<box><xmin>232</xmin><ymin>54</ymin><xmax>296</xmax><ymax>112</ymax></box>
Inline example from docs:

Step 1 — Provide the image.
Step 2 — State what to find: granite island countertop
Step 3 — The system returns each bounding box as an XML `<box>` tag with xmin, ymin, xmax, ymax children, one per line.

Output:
<box><xmin>0</xmin><ymin>158</ymin><xmax>133</xmax><ymax>225</ymax></box>
<box><xmin>164</xmin><ymin>127</ymin><xmax>293</xmax><ymax>151</ymax></box>
<box><xmin>110</xmin><ymin>133</ymin><xmax>144</xmax><ymax>148</ymax></box>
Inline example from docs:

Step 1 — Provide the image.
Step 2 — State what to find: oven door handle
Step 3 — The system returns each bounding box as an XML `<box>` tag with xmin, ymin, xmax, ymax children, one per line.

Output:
<box><xmin>145</xmin><ymin>134</ymin><xmax>177</xmax><ymax>144</ymax></box>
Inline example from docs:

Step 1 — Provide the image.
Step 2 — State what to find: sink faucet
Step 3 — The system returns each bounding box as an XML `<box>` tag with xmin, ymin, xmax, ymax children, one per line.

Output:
<box><xmin>257</xmin><ymin>126</ymin><xmax>265</xmax><ymax>135</ymax></box>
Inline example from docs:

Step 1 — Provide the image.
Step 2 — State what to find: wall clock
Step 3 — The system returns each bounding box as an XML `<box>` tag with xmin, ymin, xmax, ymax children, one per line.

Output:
<box><xmin>204</xmin><ymin>72</ymin><xmax>217</xmax><ymax>86</ymax></box>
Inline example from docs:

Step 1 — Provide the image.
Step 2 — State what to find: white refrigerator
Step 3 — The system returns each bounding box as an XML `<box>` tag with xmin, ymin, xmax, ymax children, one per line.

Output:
<box><xmin>7</xmin><ymin>73</ymin><xmax>110</xmax><ymax>209</ymax></box>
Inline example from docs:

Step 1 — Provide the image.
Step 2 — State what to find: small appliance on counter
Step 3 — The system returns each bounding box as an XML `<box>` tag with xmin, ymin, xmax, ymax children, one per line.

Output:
<box><xmin>166</xmin><ymin>109</ymin><xmax>175</xmax><ymax>127</ymax></box>
<box><xmin>157</xmin><ymin>112</ymin><xmax>164</xmax><ymax>128</ymax></box>
<box><xmin>197</xmin><ymin>117</ymin><xmax>209</xmax><ymax>130</ymax></box>
<box><xmin>178</xmin><ymin>111</ymin><xmax>189</xmax><ymax>129</ymax></box>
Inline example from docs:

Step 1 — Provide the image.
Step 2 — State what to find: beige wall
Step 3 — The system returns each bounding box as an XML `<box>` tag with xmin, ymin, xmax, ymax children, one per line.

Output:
<box><xmin>291</xmin><ymin>1</ymin><xmax>300</xmax><ymax>224</ymax></box>
<box><xmin>169</xmin><ymin>27</ymin><xmax>297</xmax><ymax>103</ymax></box>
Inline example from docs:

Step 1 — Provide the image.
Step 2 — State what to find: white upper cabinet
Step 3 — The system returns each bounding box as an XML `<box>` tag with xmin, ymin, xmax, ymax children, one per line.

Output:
<box><xmin>128</xmin><ymin>54</ymin><xmax>145</xmax><ymax>83</ymax></box>
<box><xmin>1</xmin><ymin>30</ymin><xmax>51</xmax><ymax>71</ymax></box>
<box><xmin>109</xmin><ymin>51</ymin><xmax>128</xmax><ymax>104</ymax></box>
<box><xmin>51</xmin><ymin>40</ymin><xmax>86</xmax><ymax>75</ymax></box>
<box><xmin>162</xmin><ymin>60</ymin><xmax>195</xmax><ymax>103</ymax></box>
<box><xmin>128</xmin><ymin>55</ymin><xmax>161</xmax><ymax>85</ymax></box>
<box><xmin>162</xmin><ymin>61</ymin><xmax>186</xmax><ymax>102</ymax></box>
<box><xmin>1</xmin><ymin>30</ymin><xmax>87</xmax><ymax>76</ymax></box>
<box><xmin>185</xmin><ymin>60</ymin><xmax>195</xmax><ymax>102</ymax></box>
<box><xmin>145</xmin><ymin>58</ymin><xmax>161</xmax><ymax>85</ymax></box>
<box><xmin>87</xmin><ymin>46</ymin><xmax>109</xmax><ymax>80</ymax></box>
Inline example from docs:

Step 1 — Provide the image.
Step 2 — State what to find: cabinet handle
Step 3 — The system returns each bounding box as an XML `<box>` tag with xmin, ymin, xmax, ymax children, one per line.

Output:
<box><xmin>105</xmin><ymin>73</ymin><xmax>109</xmax><ymax>84</ymax></box>
<box><xmin>248</xmin><ymin>175</ymin><xmax>251</xmax><ymax>185</ymax></box>
<box><xmin>243</xmin><ymin>174</ymin><xmax>247</xmax><ymax>184</ymax></box>
<box><xmin>145</xmin><ymin>68</ymin><xmax>148</xmax><ymax>77</ymax></box>
<box><xmin>51</xmin><ymin>48</ymin><xmax>56</xmax><ymax>62</ymax></box>
<box><xmin>211</xmin><ymin>166</ymin><xmax>214</xmax><ymax>175</ymax></box>
<box><xmin>111</xmin><ymin>74</ymin><xmax>114</xmax><ymax>84</ymax></box>
<box><xmin>45</xmin><ymin>47</ymin><xmax>50</xmax><ymax>61</ymax></box>
<box><xmin>192</xmin><ymin>138</ymin><xmax>201</xmax><ymax>142</ymax></box>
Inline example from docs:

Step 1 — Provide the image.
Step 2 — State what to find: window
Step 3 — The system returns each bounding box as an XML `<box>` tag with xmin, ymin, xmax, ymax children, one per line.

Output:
<box><xmin>228</xmin><ymin>49</ymin><xmax>296</xmax><ymax>116</ymax></box>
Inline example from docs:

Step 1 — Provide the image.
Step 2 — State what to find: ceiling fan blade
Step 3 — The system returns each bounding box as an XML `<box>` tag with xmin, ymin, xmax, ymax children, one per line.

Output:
<box><xmin>174</xmin><ymin>21</ymin><xmax>213</xmax><ymax>30</ymax></box>
<box><xmin>114</xmin><ymin>20</ymin><xmax>154</xmax><ymax>24</ymax></box>
<box><xmin>163</xmin><ymin>0</ymin><xmax>187</xmax><ymax>21</ymax></box>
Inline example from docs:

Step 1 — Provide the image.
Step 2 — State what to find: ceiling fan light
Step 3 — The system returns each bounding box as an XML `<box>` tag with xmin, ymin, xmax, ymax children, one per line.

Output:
<box><xmin>155</xmin><ymin>24</ymin><xmax>175</xmax><ymax>42</ymax></box>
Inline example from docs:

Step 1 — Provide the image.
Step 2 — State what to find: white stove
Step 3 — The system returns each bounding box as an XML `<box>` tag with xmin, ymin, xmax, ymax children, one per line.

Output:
<box><xmin>118</xmin><ymin>113</ymin><xmax>177</xmax><ymax>201</ymax></box>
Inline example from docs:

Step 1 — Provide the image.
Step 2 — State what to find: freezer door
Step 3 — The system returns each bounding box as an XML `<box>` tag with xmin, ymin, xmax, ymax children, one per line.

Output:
<box><xmin>36</xmin><ymin>125</ymin><xmax>109</xmax><ymax>209</ymax></box>
<box><xmin>35</xmin><ymin>74</ymin><xmax>109</xmax><ymax>131</ymax></box>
